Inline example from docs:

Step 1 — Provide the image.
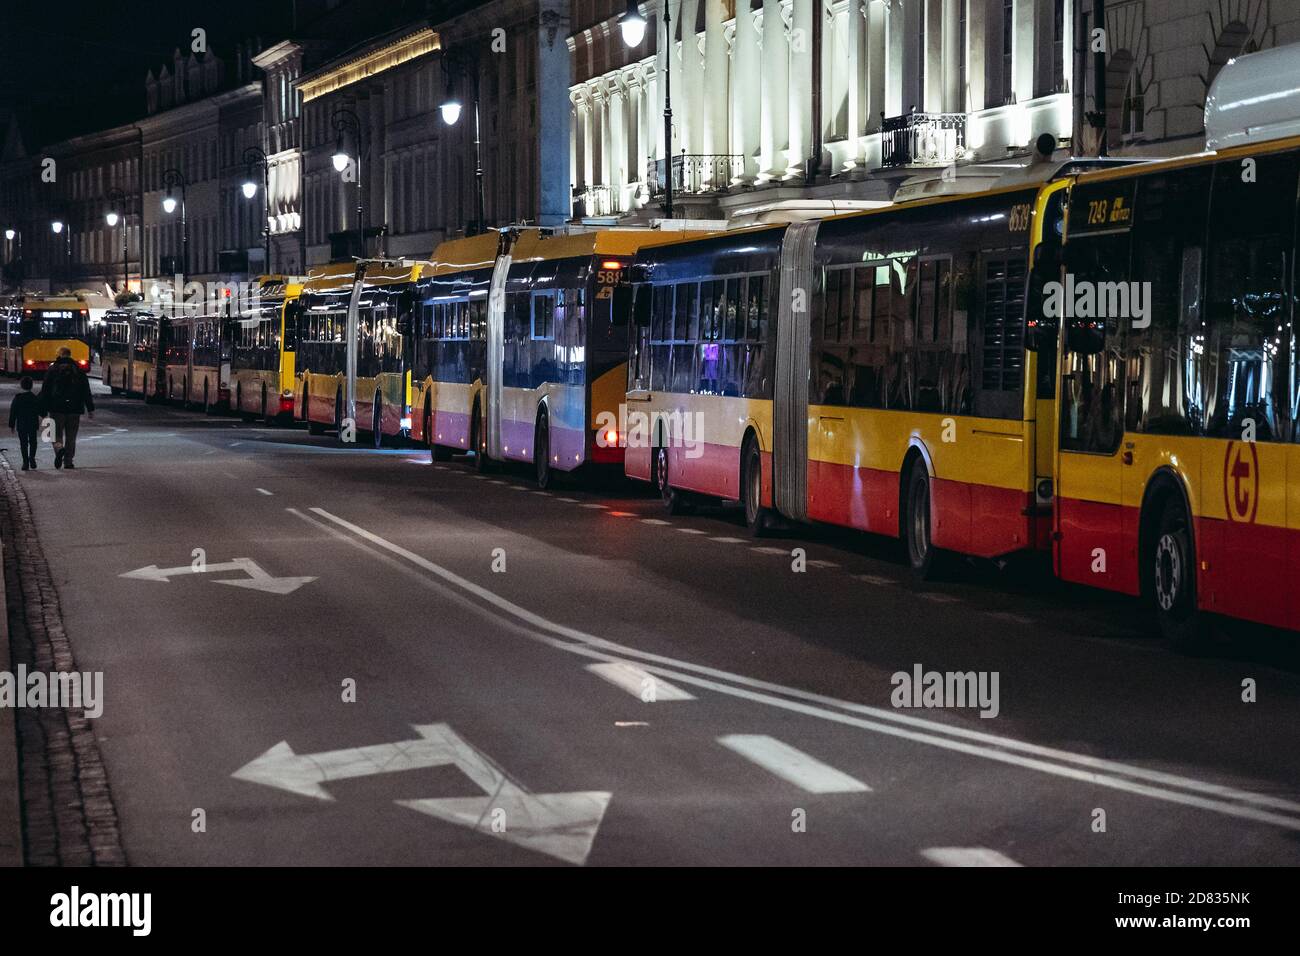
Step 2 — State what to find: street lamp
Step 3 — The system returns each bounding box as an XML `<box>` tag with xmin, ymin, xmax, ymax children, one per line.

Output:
<box><xmin>50</xmin><ymin>219</ymin><xmax>71</xmax><ymax>285</ymax></box>
<box><xmin>331</xmin><ymin>107</ymin><xmax>365</xmax><ymax>257</ymax></box>
<box><xmin>622</xmin><ymin>0</ymin><xmax>672</xmax><ymax>218</ymax></box>
<box><xmin>161</xmin><ymin>168</ymin><xmax>189</xmax><ymax>282</ymax></box>
<box><xmin>440</xmin><ymin>46</ymin><xmax>486</xmax><ymax>236</ymax></box>
<box><xmin>242</xmin><ymin>146</ymin><xmax>273</xmax><ymax>273</ymax></box>
<box><xmin>618</xmin><ymin>1</ymin><xmax>647</xmax><ymax>47</ymax></box>
<box><xmin>106</xmin><ymin>187</ymin><xmax>130</xmax><ymax>295</ymax></box>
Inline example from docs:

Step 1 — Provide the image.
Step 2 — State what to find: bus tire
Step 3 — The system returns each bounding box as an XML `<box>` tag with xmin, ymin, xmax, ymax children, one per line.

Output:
<box><xmin>742</xmin><ymin>436</ymin><xmax>772</xmax><ymax>537</ymax></box>
<box><xmin>655</xmin><ymin>443</ymin><xmax>693</xmax><ymax>516</ymax></box>
<box><xmin>903</xmin><ymin>456</ymin><xmax>940</xmax><ymax>581</ymax></box>
<box><xmin>1150</xmin><ymin>497</ymin><xmax>1218</xmax><ymax>653</ymax></box>
<box><xmin>371</xmin><ymin>395</ymin><xmax>383</xmax><ymax>449</ymax></box>
<box><xmin>534</xmin><ymin>410</ymin><xmax>551</xmax><ymax>489</ymax></box>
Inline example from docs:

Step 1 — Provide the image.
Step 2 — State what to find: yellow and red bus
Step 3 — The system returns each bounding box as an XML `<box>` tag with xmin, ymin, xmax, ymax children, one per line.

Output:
<box><xmin>229</xmin><ymin>276</ymin><xmax>303</xmax><ymax>422</ymax></box>
<box><xmin>1046</xmin><ymin>42</ymin><xmax>1300</xmax><ymax>643</ymax></box>
<box><xmin>294</xmin><ymin>260</ymin><xmax>417</xmax><ymax>445</ymax></box>
<box><xmin>625</xmin><ymin>182</ymin><xmax>1065</xmax><ymax>576</ymax></box>
<box><xmin>413</xmin><ymin>227</ymin><xmax>703</xmax><ymax>487</ymax></box>
<box><xmin>12</xmin><ymin>294</ymin><xmax>93</xmax><ymax>373</ymax></box>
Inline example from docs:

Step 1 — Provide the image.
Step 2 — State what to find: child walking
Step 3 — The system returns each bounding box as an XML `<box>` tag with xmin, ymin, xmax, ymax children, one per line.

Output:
<box><xmin>8</xmin><ymin>376</ymin><xmax>43</xmax><ymax>471</ymax></box>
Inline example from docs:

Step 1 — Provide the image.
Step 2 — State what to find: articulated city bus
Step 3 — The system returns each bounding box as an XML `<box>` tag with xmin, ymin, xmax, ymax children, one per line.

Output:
<box><xmin>101</xmin><ymin>304</ymin><xmax>166</xmax><ymax>400</ymax></box>
<box><xmin>230</xmin><ymin>276</ymin><xmax>303</xmax><ymax>423</ymax></box>
<box><xmin>626</xmin><ymin>182</ymin><xmax>1063</xmax><ymax>576</ymax></box>
<box><xmin>414</xmin><ymin>227</ymin><xmax>697</xmax><ymax>487</ymax></box>
<box><xmin>13</xmin><ymin>294</ymin><xmax>93</xmax><ymax>373</ymax></box>
<box><xmin>295</xmin><ymin>261</ymin><xmax>417</xmax><ymax>445</ymax></box>
<box><xmin>1045</xmin><ymin>43</ymin><xmax>1300</xmax><ymax>641</ymax></box>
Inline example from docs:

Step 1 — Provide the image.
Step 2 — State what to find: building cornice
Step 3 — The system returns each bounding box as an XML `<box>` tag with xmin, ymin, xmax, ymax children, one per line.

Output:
<box><xmin>296</xmin><ymin>28</ymin><xmax>440</xmax><ymax>103</ymax></box>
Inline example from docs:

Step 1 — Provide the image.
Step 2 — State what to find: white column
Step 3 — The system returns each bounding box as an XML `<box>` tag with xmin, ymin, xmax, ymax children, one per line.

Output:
<box><xmin>609</xmin><ymin>78</ymin><xmax>627</xmax><ymax>198</ymax></box>
<box><xmin>1014</xmin><ymin>0</ymin><xmax>1033</xmax><ymax>104</ymax></box>
<box><xmin>595</xmin><ymin>84</ymin><xmax>611</xmax><ymax>188</ymax></box>
<box><xmin>581</xmin><ymin>91</ymin><xmax>595</xmax><ymax>190</ymax></box>
<box><xmin>702</xmin><ymin>0</ymin><xmax>728</xmax><ymax>160</ymax></box>
<box><xmin>788</xmin><ymin>0</ymin><xmax>814</xmax><ymax>180</ymax></box>
<box><xmin>681</xmin><ymin>0</ymin><xmax>703</xmax><ymax>155</ymax></box>
<box><xmin>884</xmin><ymin>0</ymin><xmax>904</xmax><ymax>117</ymax></box>
<box><xmin>626</xmin><ymin>71</ymin><xmax>644</xmax><ymax>207</ymax></box>
<box><xmin>732</xmin><ymin>1</ymin><xmax>761</xmax><ymax>182</ymax></box>
<box><xmin>759</xmin><ymin>0</ymin><xmax>789</xmax><ymax>181</ymax></box>
<box><xmin>866</xmin><ymin>0</ymin><xmax>886</xmax><ymax>130</ymax></box>
<box><xmin>847</xmin><ymin>1</ymin><xmax>866</xmax><ymax>142</ymax></box>
<box><xmin>943</xmin><ymin>0</ymin><xmax>961</xmax><ymax>112</ymax></box>
<box><xmin>654</xmin><ymin>2</ymin><xmax>669</xmax><ymax>161</ymax></box>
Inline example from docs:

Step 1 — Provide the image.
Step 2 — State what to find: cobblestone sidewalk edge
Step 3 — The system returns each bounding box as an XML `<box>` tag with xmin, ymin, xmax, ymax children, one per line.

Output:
<box><xmin>0</xmin><ymin>459</ymin><xmax>18</xmax><ymax>866</ymax></box>
<box><xmin>0</xmin><ymin>453</ymin><xmax>125</xmax><ymax>865</ymax></box>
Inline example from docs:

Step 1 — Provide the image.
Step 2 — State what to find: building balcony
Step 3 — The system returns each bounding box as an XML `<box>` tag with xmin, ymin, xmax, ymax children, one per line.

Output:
<box><xmin>571</xmin><ymin>184</ymin><xmax>624</xmax><ymax>219</ymax></box>
<box><xmin>880</xmin><ymin>111</ymin><xmax>967</xmax><ymax>168</ymax></box>
<box><xmin>647</xmin><ymin>154</ymin><xmax>744</xmax><ymax>198</ymax></box>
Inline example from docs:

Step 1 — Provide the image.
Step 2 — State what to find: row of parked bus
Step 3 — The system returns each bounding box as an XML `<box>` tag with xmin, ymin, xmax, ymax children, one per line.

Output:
<box><xmin>97</xmin><ymin>46</ymin><xmax>1300</xmax><ymax>643</ymax></box>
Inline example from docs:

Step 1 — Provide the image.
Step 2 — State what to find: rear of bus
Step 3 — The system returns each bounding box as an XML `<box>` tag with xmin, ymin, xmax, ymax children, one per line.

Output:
<box><xmin>20</xmin><ymin>298</ymin><xmax>91</xmax><ymax>373</ymax></box>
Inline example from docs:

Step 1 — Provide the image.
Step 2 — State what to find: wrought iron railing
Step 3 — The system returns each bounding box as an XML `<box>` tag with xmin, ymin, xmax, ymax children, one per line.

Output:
<box><xmin>880</xmin><ymin>111</ymin><xmax>967</xmax><ymax>168</ymax></box>
<box><xmin>647</xmin><ymin>154</ymin><xmax>744</xmax><ymax>197</ymax></box>
<box><xmin>571</xmin><ymin>184</ymin><xmax>624</xmax><ymax>219</ymax></box>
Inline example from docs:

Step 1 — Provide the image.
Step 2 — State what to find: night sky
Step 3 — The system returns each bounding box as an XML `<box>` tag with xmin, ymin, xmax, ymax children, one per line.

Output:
<box><xmin>0</xmin><ymin>0</ymin><xmax>295</xmax><ymax>149</ymax></box>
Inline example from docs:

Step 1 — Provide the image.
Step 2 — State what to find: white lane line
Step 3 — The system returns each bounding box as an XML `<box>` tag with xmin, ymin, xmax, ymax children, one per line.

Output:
<box><xmin>807</xmin><ymin>559</ymin><xmax>840</xmax><ymax>569</ymax></box>
<box><xmin>557</xmin><ymin>497</ymin><xmax>579</xmax><ymax>503</ymax></box>
<box><xmin>641</xmin><ymin>518</ymin><xmax>671</xmax><ymax>526</ymax></box>
<box><xmin>585</xmin><ymin>662</ymin><xmax>695</xmax><ymax>701</ymax></box>
<box><xmin>677</xmin><ymin>528</ymin><xmax>707</xmax><ymax>535</ymax></box>
<box><xmin>751</xmin><ymin>546</ymin><xmax>788</xmax><ymax>555</ymax></box>
<box><xmin>581</xmin><ymin>503</ymin><xmax>607</xmax><ymax>509</ymax></box>
<box><xmin>255</xmin><ymin>488</ymin><xmax>273</xmax><ymax>496</ymax></box>
<box><xmin>710</xmin><ymin>537</ymin><xmax>747</xmax><ymax>544</ymax></box>
<box><xmin>854</xmin><ymin>574</ymin><xmax>897</xmax><ymax>586</ymax></box>
<box><xmin>921</xmin><ymin>847</ymin><xmax>1022</xmax><ymax>868</ymax></box>
<box><xmin>530</xmin><ymin>491</ymin><xmax>550</xmax><ymax>496</ymax></box>
<box><xmin>717</xmin><ymin>735</ymin><xmax>870</xmax><ymax>794</ymax></box>
<box><xmin>296</xmin><ymin>508</ymin><xmax>1300</xmax><ymax>832</ymax></box>
<box><xmin>919</xmin><ymin>593</ymin><xmax>961</xmax><ymax>604</ymax></box>
<box><xmin>229</xmin><ymin>441</ymin><xmax>244</xmax><ymax>447</ymax></box>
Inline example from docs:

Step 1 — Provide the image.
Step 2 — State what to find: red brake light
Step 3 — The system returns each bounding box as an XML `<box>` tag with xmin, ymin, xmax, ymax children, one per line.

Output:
<box><xmin>600</xmin><ymin>260</ymin><xmax>624</xmax><ymax>270</ymax></box>
<box><xmin>603</xmin><ymin>428</ymin><xmax>618</xmax><ymax>446</ymax></box>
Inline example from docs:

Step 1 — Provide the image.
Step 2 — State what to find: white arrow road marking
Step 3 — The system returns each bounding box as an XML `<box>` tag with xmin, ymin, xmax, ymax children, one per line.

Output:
<box><xmin>233</xmin><ymin>723</ymin><xmax>498</xmax><ymax>801</ymax></box>
<box><xmin>718</xmin><ymin>735</ymin><xmax>870</xmax><ymax>794</ymax></box>
<box><xmin>586</xmin><ymin>661</ymin><xmax>695</xmax><ymax>701</ymax></box>
<box><xmin>398</xmin><ymin>784</ymin><xmax>612</xmax><ymax>867</ymax></box>
<box><xmin>119</xmin><ymin>557</ymin><xmax>315</xmax><ymax>595</ymax></box>
<box><xmin>234</xmin><ymin>723</ymin><xmax>612</xmax><ymax>865</ymax></box>
<box><xmin>921</xmin><ymin>847</ymin><xmax>1022</xmax><ymax>867</ymax></box>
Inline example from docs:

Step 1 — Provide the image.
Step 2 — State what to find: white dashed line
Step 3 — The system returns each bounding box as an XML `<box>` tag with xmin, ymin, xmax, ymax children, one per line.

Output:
<box><xmin>677</xmin><ymin>528</ymin><xmax>707</xmax><ymax>534</ymax></box>
<box><xmin>557</xmin><ymin>497</ymin><xmax>579</xmax><ymax>503</ymax></box>
<box><xmin>853</xmin><ymin>574</ymin><xmax>897</xmax><ymax>586</ymax></box>
<box><xmin>709</xmin><ymin>537</ymin><xmax>747</xmax><ymax>544</ymax></box>
<box><xmin>581</xmin><ymin>503</ymin><xmax>607</xmax><ymax>509</ymax></box>
<box><xmin>751</xmin><ymin>546</ymin><xmax>789</xmax><ymax>555</ymax></box>
<box><xmin>919</xmin><ymin>593</ymin><xmax>961</xmax><ymax>604</ymax></box>
<box><xmin>641</xmin><ymin>518</ymin><xmax>671</xmax><ymax>526</ymax></box>
<box><xmin>255</xmin><ymin>488</ymin><xmax>273</xmax><ymax>496</ymax></box>
<box><xmin>807</xmin><ymin>559</ymin><xmax>840</xmax><ymax>569</ymax></box>
<box><xmin>718</xmin><ymin>735</ymin><xmax>870</xmax><ymax>794</ymax></box>
<box><xmin>921</xmin><ymin>847</ymin><xmax>1022</xmax><ymax>868</ymax></box>
<box><xmin>586</xmin><ymin>662</ymin><xmax>695</xmax><ymax>701</ymax></box>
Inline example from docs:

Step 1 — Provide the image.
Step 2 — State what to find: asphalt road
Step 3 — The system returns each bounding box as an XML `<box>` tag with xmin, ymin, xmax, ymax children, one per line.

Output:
<box><xmin>4</xmin><ymin>375</ymin><xmax>1300</xmax><ymax>866</ymax></box>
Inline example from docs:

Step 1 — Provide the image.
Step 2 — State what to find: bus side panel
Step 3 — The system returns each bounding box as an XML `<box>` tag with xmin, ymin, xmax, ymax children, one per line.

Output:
<box><xmin>589</xmin><ymin>363</ymin><xmax>626</xmax><ymax>466</ymax></box>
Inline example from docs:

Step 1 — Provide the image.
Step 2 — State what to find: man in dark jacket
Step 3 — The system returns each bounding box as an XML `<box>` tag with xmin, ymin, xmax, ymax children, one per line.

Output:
<box><xmin>38</xmin><ymin>348</ymin><xmax>94</xmax><ymax>469</ymax></box>
<box><xmin>8</xmin><ymin>376</ymin><xmax>42</xmax><ymax>470</ymax></box>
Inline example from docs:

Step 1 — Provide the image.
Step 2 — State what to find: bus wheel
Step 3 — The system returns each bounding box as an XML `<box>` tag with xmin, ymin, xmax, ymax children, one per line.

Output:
<box><xmin>1151</xmin><ymin>498</ymin><xmax>1217</xmax><ymax>653</ymax></box>
<box><xmin>903</xmin><ymin>457</ymin><xmax>938</xmax><ymax>580</ymax></box>
<box><xmin>534</xmin><ymin>412</ymin><xmax>551</xmax><ymax>489</ymax></box>
<box><xmin>742</xmin><ymin>437</ymin><xmax>772</xmax><ymax>537</ymax></box>
<box><xmin>371</xmin><ymin>396</ymin><xmax>383</xmax><ymax>449</ymax></box>
<box><xmin>656</xmin><ymin>444</ymin><xmax>693</xmax><ymax>516</ymax></box>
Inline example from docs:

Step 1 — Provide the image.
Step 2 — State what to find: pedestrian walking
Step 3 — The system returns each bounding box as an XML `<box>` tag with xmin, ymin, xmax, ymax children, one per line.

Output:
<box><xmin>8</xmin><ymin>375</ymin><xmax>42</xmax><ymax>470</ymax></box>
<box><xmin>38</xmin><ymin>347</ymin><xmax>95</xmax><ymax>470</ymax></box>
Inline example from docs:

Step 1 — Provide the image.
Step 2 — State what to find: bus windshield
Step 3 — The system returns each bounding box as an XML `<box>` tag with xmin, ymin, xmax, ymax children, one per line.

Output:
<box><xmin>23</xmin><ymin>311</ymin><xmax>89</xmax><ymax>340</ymax></box>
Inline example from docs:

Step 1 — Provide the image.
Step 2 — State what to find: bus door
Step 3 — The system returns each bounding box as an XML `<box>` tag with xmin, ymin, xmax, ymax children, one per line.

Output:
<box><xmin>626</xmin><ymin>278</ymin><xmax>654</xmax><ymax>480</ymax></box>
<box><xmin>485</xmin><ymin>249</ymin><xmax>513</xmax><ymax>460</ymax></box>
<box><xmin>1054</xmin><ymin>179</ymin><xmax>1137</xmax><ymax>593</ymax></box>
<box><xmin>772</xmin><ymin>220</ymin><xmax>818</xmax><ymax>522</ymax></box>
<box><xmin>589</xmin><ymin>256</ymin><xmax>634</xmax><ymax>464</ymax></box>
